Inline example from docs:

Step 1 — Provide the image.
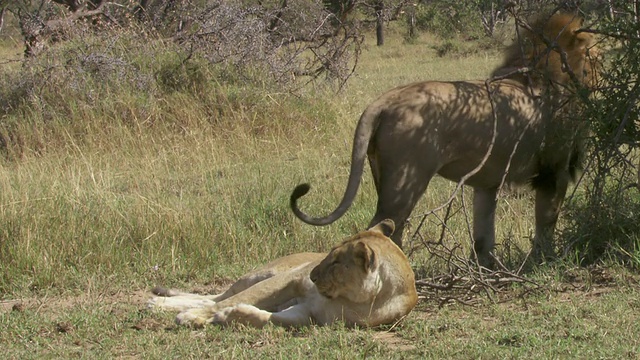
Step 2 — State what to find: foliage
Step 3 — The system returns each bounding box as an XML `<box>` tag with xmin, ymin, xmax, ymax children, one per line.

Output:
<box><xmin>414</xmin><ymin>1</ymin><xmax>485</xmax><ymax>39</ymax></box>
<box><xmin>3</xmin><ymin>0</ymin><xmax>363</xmax><ymax>88</ymax></box>
<box><xmin>412</xmin><ymin>0</ymin><xmax>510</xmax><ymax>39</ymax></box>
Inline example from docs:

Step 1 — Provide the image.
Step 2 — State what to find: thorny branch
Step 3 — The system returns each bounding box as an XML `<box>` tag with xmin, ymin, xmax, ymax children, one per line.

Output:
<box><xmin>415</xmin><ymin>237</ymin><xmax>542</xmax><ymax>307</ymax></box>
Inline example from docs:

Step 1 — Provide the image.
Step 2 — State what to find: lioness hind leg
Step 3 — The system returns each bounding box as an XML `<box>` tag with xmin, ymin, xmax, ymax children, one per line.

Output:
<box><xmin>148</xmin><ymin>294</ymin><xmax>218</xmax><ymax>312</ymax></box>
<box><xmin>150</xmin><ymin>253</ymin><xmax>324</xmax><ymax>313</ymax></box>
<box><xmin>148</xmin><ymin>286</ymin><xmax>222</xmax><ymax>311</ymax></box>
<box><xmin>148</xmin><ymin>272</ymin><xmax>289</xmax><ymax>312</ymax></box>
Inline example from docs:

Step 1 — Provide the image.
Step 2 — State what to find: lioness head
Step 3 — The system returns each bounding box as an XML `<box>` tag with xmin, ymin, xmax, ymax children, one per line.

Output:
<box><xmin>309</xmin><ymin>220</ymin><xmax>396</xmax><ymax>303</ymax></box>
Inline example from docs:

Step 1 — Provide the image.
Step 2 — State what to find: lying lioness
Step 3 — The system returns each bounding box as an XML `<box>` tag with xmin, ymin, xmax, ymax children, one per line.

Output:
<box><xmin>148</xmin><ymin>219</ymin><xmax>418</xmax><ymax>328</ymax></box>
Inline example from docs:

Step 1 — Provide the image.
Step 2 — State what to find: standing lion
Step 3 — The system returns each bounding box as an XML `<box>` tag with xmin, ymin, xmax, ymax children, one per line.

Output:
<box><xmin>290</xmin><ymin>12</ymin><xmax>599</xmax><ymax>267</ymax></box>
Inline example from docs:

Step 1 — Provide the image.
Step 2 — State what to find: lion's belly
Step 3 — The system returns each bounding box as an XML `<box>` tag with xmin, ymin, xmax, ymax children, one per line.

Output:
<box><xmin>436</xmin><ymin>141</ymin><xmax>543</xmax><ymax>188</ymax></box>
<box><xmin>438</xmin><ymin>158</ymin><xmax>538</xmax><ymax>188</ymax></box>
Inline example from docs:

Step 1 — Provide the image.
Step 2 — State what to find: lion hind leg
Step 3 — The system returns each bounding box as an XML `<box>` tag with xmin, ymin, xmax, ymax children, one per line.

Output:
<box><xmin>151</xmin><ymin>286</ymin><xmax>224</xmax><ymax>299</ymax></box>
<box><xmin>212</xmin><ymin>253</ymin><xmax>325</xmax><ymax>302</ymax></box>
<box><xmin>369</xmin><ymin>162</ymin><xmax>436</xmax><ymax>249</ymax></box>
<box><xmin>147</xmin><ymin>277</ymin><xmax>277</xmax><ymax>313</ymax></box>
<box><xmin>532</xmin><ymin>175</ymin><xmax>569</xmax><ymax>263</ymax></box>
<box><xmin>148</xmin><ymin>268</ymin><xmax>287</xmax><ymax>311</ymax></box>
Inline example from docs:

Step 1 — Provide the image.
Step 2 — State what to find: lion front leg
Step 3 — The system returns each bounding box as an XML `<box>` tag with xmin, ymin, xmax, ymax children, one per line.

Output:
<box><xmin>532</xmin><ymin>176</ymin><xmax>569</xmax><ymax>263</ymax></box>
<box><xmin>174</xmin><ymin>266</ymin><xmax>314</xmax><ymax>328</ymax></box>
<box><xmin>472</xmin><ymin>187</ymin><xmax>498</xmax><ymax>269</ymax></box>
<box><xmin>173</xmin><ymin>303</ymin><xmax>271</xmax><ymax>328</ymax></box>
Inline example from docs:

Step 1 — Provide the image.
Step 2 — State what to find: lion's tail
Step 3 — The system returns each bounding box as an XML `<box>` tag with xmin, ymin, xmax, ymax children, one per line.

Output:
<box><xmin>290</xmin><ymin>104</ymin><xmax>383</xmax><ymax>226</ymax></box>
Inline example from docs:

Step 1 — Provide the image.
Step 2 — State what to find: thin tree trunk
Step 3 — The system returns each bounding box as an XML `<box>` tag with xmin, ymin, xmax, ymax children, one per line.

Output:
<box><xmin>0</xmin><ymin>8</ymin><xmax>5</xmax><ymax>33</ymax></box>
<box><xmin>375</xmin><ymin>1</ymin><xmax>384</xmax><ymax>46</ymax></box>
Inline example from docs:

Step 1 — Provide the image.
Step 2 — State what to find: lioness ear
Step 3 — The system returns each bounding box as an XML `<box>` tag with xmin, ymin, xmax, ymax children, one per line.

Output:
<box><xmin>369</xmin><ymin>219</ymin><xmax>395</xmax><ymax>238</ymax></box>
<box><xmin>354</xmin><ymin>241</ymin><xmax>377</xmax><ymax>272</ymax></box>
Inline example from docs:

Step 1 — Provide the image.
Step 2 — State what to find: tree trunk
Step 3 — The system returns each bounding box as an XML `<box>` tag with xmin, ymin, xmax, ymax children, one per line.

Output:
<box><xmin>407</xmin><ymin>4</ymin><xmax>416</xmax><ymax>39</ymax></box>
<box><xmin>375</xmin><ymin>1</ymin><xmax>384</xmax><ymax>46</ymax></box>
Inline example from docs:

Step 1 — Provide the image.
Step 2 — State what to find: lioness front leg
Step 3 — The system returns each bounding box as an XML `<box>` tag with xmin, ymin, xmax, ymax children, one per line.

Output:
<box><xmin>211</xmin><ymin>304</ymin><xmax>272</xmax><ymax>328</ymax></box>
<box><xmin>176</xmin><ymin>299</ymin><xmax>314</xmax><ymax>328</ymax></box>
<box><xmin>212</xmin><ymin>303</ymin><xmax>314</xmax><ymax>328</ymax></box>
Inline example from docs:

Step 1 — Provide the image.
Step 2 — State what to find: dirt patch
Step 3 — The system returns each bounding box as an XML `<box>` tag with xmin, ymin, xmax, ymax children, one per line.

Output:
<box><xmin>373</xmin><ymin>331</ymin><xmax>417</xmax><ymax>351</ymax></box>
<box><xmin>0</xmin><ymin>281</ymin><xmax>236</xmax><ymax>316</ymax></box>
<box><xmin>0</xmin><ymin>288</ymin><xmax>150</xmax><ymax>316</ymax></box>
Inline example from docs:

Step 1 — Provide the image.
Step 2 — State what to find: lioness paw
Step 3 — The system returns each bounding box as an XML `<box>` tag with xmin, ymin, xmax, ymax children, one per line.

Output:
<box><xmin>175</xmin><ymin>308</ymin><xmax>213</xmax><ymax>328</ymax></box>
<box><xmin>212</xmin><ymin>304</ymin><xmax>270</xmax><ymax>328</ymax></box>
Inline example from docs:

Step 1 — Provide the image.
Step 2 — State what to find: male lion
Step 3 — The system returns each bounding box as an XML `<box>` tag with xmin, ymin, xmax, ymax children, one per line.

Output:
<box><xmin>148</xmin><ymin>219</ymin><xmax>418</xmax><ymax>328</ymax></box>
<box><xmin>290</xmin><ymin>13</ymin><xmax>599</xmax><ymax>267</ymax></box>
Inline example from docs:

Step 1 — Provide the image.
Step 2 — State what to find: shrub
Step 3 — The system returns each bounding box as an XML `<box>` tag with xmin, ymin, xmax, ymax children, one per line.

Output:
<box><xmin>558</xmin><ymin>4</ymin><xmax>640</xmax><ymax>267</ymax></box>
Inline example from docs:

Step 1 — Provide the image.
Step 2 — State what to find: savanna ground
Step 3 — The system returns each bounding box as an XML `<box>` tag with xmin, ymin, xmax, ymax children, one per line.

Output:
<box><xmin>1</xmin><ymin>23</ymin><xmax>640</xmax><ymax>358</ymax></box>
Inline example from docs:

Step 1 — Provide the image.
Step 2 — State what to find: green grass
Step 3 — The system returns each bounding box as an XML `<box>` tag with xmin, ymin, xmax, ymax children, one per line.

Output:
<box><xmin>0</xmin><ymin>25</ymin><xmax>639</xmax><ymax>358</ymax></box>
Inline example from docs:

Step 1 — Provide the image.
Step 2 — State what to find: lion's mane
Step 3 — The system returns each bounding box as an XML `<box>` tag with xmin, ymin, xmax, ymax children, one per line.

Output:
<box><xmin>493</xmin><ymin>12</ymin><xmax>599</xmax><ymax>89</ymax></box>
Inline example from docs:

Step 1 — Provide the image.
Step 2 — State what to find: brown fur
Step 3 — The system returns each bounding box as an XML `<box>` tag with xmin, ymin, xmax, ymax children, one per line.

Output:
<box><xmin>291</xmin><ymin>12</ymin><xmax>599</xmax><ymax>267</ymax></box>
<box><xmin>148</xmin><ymin>220</ymin><xmax>417</xmax><ymax>328</ymax></box>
